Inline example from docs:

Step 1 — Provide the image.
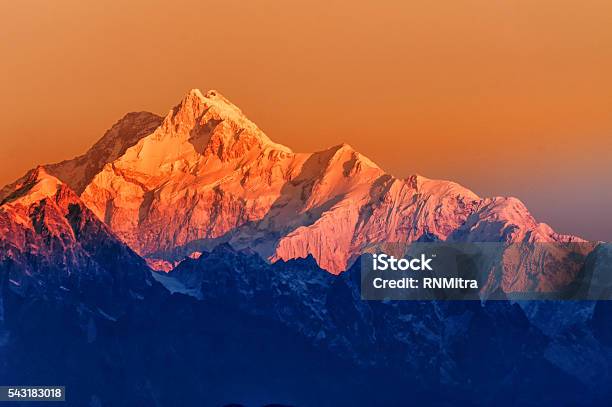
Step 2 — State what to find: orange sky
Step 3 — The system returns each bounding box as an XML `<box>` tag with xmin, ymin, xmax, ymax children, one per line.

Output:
<box><xmin>1</xmin><ymin>0</ymin><xmax>611</xmax><ymax>240</ymax></box>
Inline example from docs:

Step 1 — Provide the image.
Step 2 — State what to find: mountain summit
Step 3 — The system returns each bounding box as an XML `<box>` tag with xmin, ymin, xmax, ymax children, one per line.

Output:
<box><xmin>0</xmin><ymin>167</ymin><xmax>154</xmax><ymax>312</ymax></box>
<box><xmin>0</xmin><ymin>90</ymin><xmax>609</xmax><ymax>407</ymax></box>
<box><xmin>1</xmin><ymin>89</ymin><xmax>592</xmax><ymax>290</ymax></box>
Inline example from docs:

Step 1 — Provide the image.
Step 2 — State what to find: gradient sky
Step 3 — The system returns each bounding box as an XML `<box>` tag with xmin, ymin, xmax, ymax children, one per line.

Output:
<box><xmin>1</xmin><ymin>0</ymin><xmax>611</xmax><ymax>240</ymax></box>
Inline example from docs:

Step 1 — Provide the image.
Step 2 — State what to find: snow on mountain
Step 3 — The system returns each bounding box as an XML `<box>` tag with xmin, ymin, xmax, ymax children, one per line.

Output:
<box><xmin>47</xmin><ymin>111</ymin><xmax>164</xmax><ymax>195</ymax></box>
<box><xmin>0</xmin><ymin>112</ymin><xmax>163</xmax><ymax>204</ymax></box>
<box><xmin>0</xmin><ymin>166</ymin><xmax>155</xmax><ymax>314</ymax></box>
<box><xmin>0</xmin><ymin>89</ymin><xmax>609</xmax><ymax>407</ymax></box>
<box><xmin>75</xmin><ymin>89</ymin><xmax>587</xmax><ymax>274</ymax></box>
<box><xmin>1</xmin><ymin>89</ymin><xmax>594</xmax><ymax>291</ymax></box>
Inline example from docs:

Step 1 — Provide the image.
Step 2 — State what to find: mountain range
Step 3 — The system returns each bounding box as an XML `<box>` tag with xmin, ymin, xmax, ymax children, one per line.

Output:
<box><xmin>1</xmin><ymin>89</ymin><xmax>611</xmax><ymax>405</ymax></box>
<box><xmin>0</xmin><ymin>89</ymin><xmax>596</xmax><ymax>287</ymax></box>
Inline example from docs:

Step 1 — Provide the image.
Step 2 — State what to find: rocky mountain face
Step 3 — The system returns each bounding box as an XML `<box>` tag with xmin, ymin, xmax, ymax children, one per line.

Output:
<box><xmin>46</xmin><ymin>112</ymin><xmax>164</xmax><ymax>195</ymax></box>
<box><xmin>0</xmin><ymin>112</ymin><xmax>163</xmax><ymax>202</ymax></box>
<box><xmin>166</xmin><ymin>244</ymin><xmax>612</xmax><ymax>405</ymax></box>
<box><xmin>0</xmin><ymin>166</ymin><xmax>156</xmax><ymax>315</ymax></box>
<box><xmin>0</xmin><ymin>89</ymin><xmax>610</xmax><ymax>405</ymax></box>
<box><xmin>6</xmin><ymin>89</ymin><xmax>589</xmax><ymax>283</ymax></box>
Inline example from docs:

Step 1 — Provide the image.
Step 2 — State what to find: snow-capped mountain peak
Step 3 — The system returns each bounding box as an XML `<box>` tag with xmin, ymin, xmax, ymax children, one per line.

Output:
<box><xmin>1</xmin><ymin>89</ymin><xmax>590</xmax><ymax>284</ymax></box>
<box><xmin>0</xmin><ymin>166</ymin><xmax>62</xmax><ymax>207</ymax></box>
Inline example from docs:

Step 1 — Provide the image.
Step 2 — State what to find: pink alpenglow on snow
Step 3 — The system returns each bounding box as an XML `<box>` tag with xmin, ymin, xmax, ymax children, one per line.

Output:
<box><xmin>0</xmin><ymin>89</ymin><xmax>594</xmax><ymax>294</ymax></box>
